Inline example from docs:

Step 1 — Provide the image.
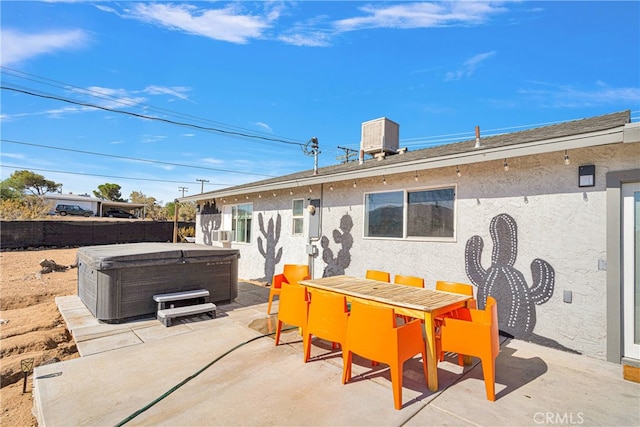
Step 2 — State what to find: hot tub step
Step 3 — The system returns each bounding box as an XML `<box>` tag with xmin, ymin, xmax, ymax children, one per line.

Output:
<box><xmin>157</xmin><ymin>303</ymin><xmax>217</xmax><ymax>327</ymax></box>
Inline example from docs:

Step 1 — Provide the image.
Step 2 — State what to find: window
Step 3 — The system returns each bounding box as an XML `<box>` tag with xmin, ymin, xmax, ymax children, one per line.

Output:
<box><xmin>364</xmin><ymin>187</ymin><xmax>455</xmax><ymax>240</ymax></box>
<box><xmin>231</xmin><ymin>203</ymin><xmax>252</xmax><ymax>243</ymax></box>
<box><xmin>292</xmin><ymin>199</ymin><xmax>304</xmax><ymax>235</ymax></box>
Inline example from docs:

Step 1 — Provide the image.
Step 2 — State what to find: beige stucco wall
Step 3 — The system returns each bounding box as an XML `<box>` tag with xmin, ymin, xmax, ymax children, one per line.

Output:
<box><xmin>197</xmin><ymin>141</ymin><xmax>640</xmax><ymax>358</ymax></box>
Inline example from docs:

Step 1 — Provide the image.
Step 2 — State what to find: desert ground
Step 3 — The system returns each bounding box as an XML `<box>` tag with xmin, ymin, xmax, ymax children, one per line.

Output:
<box><xmin>1</xmin><ymin>248</ymin><xmax>80</xmax><ymax>426</ymax></box>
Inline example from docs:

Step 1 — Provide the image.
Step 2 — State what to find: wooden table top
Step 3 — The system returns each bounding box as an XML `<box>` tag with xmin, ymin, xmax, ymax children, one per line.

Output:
<box><xmin>299</xmin><ymin>275</ymin><xmax>471</xmax><ymax>313</ymax></box>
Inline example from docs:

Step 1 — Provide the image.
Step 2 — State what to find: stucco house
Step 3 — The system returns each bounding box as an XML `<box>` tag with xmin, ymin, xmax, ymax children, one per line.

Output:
<box><xmin>180</xmin><ymin>110</ymin><xmax>639</xmax><ymax>369</ymax></box>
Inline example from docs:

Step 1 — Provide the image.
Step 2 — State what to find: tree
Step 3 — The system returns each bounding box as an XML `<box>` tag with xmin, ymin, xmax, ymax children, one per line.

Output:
<box><xmin>130</xmin><ymin>191</ymin><xmax>166</xmax><ymax>220</ymax></box>
<box><xmin>165</xmin><ymin>201</ymin><xmax>196</xmax><ymax>222</ymax></box>
<box><xmin>1</xmin><ymin>170</ymin><xmax>61</xmax><ymax>197</ymax></box>
<box><xmin>93</xmin><ymin>183</ymin><xmax>126</xmax><ymax>202</ymax></box>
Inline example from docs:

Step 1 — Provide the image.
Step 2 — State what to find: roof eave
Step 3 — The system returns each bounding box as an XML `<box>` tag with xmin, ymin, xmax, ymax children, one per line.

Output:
<box><xmin>179</xmin><ymin>125</ymin><xmax>627</xmax><ymax>203</ymax></box>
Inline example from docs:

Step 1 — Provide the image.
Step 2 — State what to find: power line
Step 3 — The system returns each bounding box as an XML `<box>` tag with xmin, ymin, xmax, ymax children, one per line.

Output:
<box><xmin>1</xmin><ymin>66</ymin><xmax>303</xmax><ymax>146</ymax></box>
<box><xmin>1</xmin><ymin>139</ymin><xmax>275</xmax><ymax>178</ymax></box>
<box><xmin>0</xmin><ymin>164</ymin><xmax>228</xmax><ymax>187</ymax></box>
<box><xmin>1</xmin><ymin>85</ymin><xmax>306</xmax><ymax>147</ymax></box>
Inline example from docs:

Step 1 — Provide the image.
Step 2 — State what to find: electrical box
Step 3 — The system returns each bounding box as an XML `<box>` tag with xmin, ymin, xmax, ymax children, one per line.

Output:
<box><xmin>308</xmin><ymin>198</ymin><xmax>321</xmax><ymax>239</ymax></box>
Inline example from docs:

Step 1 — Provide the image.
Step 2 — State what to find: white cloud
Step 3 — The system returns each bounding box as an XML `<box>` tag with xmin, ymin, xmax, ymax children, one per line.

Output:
<box><xmin>518</xmin><ymin>81</ymin><xmax>640</xmax><ymax>108</ymax></box>
<box><xmin>445</xmin><ymin>51</ymin><xmax>496</xmax><ymax>81</ymax></box>
<box><xmin>0</xmin><ymin>28</ymin><xmax>89</xmax><ymax>66</ymax></box>
<box><xmin>255</xmin><ymin>122</ymin><xmax>273</xmax><ymax>132</ymax></box>
<box><xmin>144</xmin><ymin>85</ymin><xmax>192</xmax><ymax>102</ymax></box>
<box><xmin>124</xmin><ymin>3</ymin><xmax>274</xmax><ymax>44</ymax></box>
<box><xmin>202</xmin><ymin>157</ymin><xmax>225</xmax><ymax>165</ymax></box>
<box><xmin>334</xmin><ymin>1</ymin><xmax>507</xmax><ymax>32</ymax></box>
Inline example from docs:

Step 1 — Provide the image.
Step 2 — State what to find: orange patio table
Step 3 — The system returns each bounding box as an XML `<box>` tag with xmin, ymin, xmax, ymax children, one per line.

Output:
<box><xmin>299</xmin><ymin>275</ymin><xmax>472</xmax><ymax>392</ymax></box>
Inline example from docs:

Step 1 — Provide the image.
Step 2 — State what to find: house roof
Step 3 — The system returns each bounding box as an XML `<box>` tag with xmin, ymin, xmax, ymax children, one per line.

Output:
<box><xmin>180</xmin><ymin>110</ymin><xmax>634</xmax><ymax>203</ymax></box>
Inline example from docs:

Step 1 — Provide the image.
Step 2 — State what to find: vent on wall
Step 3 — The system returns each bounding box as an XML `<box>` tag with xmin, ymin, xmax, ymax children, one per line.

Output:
<box><xmin>361</xmin><ymin>117</ymin><xmax>400</xmax><ymax>155</ymax></box>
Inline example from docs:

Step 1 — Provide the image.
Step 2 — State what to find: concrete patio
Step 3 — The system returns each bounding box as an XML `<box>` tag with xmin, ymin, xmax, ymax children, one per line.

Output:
<box><xmin>33</xmin><ymin>282</ymin><xmax>640</xmax><ymax>426</ymax></box>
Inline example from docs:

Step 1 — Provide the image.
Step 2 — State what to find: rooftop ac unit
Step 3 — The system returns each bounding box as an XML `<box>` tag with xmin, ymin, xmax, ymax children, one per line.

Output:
<box><xmin>212</xmin><ymin>230</ymin><xmax>232</xmax><ymax>242</ymax></box>
<box><xmin>361</xmin><ymin>117</ymin><xmax>399</xmax><ymax>155</ymax></box>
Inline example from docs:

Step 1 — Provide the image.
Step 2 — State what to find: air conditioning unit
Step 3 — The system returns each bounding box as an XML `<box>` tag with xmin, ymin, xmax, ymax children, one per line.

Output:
<box><xmin>361</xmin><ymin>117</ymin><xmax>399</xmax><ymax>155</ymax></box>
<box><xmin>213</xmin><ymin>230</ymin><xmax>232</xmax><ymax>242</ymax></box>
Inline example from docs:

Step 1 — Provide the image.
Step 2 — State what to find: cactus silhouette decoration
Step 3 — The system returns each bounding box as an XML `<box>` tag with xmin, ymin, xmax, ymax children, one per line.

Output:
<box><xmin>465</xmin><ymin>213</ymin><xmax>555</xmax><ymax>338</ymax></box>
<box><xmin>320</xmin><ymin>214</ymin><xmax>354</xmax><ymax>277</ymax></box>
<box><xmin>257</xmin><ymin>213</ymin><xmax>283</xmax><ymax>282</ymax></box>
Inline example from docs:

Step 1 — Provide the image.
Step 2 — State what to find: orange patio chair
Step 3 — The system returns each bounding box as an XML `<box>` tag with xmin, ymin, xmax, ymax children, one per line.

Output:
<box><xmin>436</xmin><ymin>296</ymin><xmax>500</xmax><ymax>401</ymax></box>
<box><xmin>394</xmin><ymin>275</ymin><xmax>425</xmax><ymax>288</ymax></box>
<box><xmin>274</xmin><ymin>282</ymin><xmax>309</xmax><ymax>346</ymax></box>
<box><xmin>267</xmin><ymin>264</ymin><xmax>310</xmax><ymax>314</ymax></box>
<box><xmin>342</xmin><ymin>299</ymin><xmax>428</xmax><ymax>410</ymax></box>
<box><xmin>365</xmin><ymin>269</ymin><xmax>390</xmax><ymax>282</ymax></box>
<box><xmin>394</xmin><ymin>275</ymin><xmax>425</xmax><ymax>323</ymax></box>
<box><xmin>303</xmin><ymin>289</ymin><xmax>349</xmax><ymax>362</ymax></box>
<box><xmin>434</xmin><ymin>281</ymin><xmax>476</xmax><ymax>365</ymax></box>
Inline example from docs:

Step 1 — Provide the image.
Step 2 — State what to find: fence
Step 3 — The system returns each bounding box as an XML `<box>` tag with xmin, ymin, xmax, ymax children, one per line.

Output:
<box><xmin>0</xmin><ymin>220</ymin><xmax>196</xmax><ymax>249</ymax></box>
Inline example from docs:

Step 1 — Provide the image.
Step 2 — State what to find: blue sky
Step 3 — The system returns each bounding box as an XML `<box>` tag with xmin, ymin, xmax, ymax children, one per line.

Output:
<box><xmin>2</xmin><ymin>1</ymin><xmax>639</xmax><ymax>205</ymax></box>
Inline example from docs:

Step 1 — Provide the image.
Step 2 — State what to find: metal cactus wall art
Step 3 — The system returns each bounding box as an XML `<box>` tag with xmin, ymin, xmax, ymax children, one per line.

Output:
<box><xmin>321</xmin><ymin>214</ymin><xmax>354</xmax><ymax>277</ymax></box>
<box><xmin>465</xmin><ymin>213</ymin><xmax>555</xmax><ymax>338</ymax></box>
<box><xmin>257</xmin><ymin>213</ymin><xmax>282</xmax><ymax>282</ymax></box>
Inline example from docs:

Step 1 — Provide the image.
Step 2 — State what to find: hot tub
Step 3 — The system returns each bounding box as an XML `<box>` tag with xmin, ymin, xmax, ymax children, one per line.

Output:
<box><xmin>77</xmin><ymin>242</ymin><xmax>239</xmax><ymax>322</ymax></box>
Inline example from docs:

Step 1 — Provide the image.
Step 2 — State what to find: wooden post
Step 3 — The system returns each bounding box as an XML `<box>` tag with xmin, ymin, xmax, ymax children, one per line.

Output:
<box><xmin>172</xmin><ymin>199</ymin><xmax>179</xmax><ymax>243</ymax></box>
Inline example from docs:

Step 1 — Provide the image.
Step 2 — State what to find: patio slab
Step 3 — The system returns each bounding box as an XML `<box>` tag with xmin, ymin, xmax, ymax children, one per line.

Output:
<box><xmin>34</xmin><ymin>283</ymin><xmax>640</xmax><ymax>426</ymax></box>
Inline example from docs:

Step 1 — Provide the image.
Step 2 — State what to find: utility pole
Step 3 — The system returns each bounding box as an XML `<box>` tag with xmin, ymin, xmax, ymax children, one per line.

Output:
<box><xmin>178</xmin><ymin>187</ymin><xmax>188</xmax><ymax>197</ymax></box>
<box><xmin>336</xmin><ymin>146</ymin><xmax>358</xmax><ymax>164</ymax></box>
<box><xmin>196</xmin><ymin>179</ymin><xmax>209</xmax><ymax>193</ymax></box>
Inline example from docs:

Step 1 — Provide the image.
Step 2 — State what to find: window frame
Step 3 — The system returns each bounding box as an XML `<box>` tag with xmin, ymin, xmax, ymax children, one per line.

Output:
<box><xmin>292</xmin><ymin>198</ymin><xmax>304</xmax><ymax>236</ymax></box>
<box><xmin>230</xmin><ymin>203</ymin><xmax>253</xmax><ymax>244</ymax></box>
<box><xmin>363</xmin><ymin>184</ymin><xmax>457</xmax><ymax>242</ymax></box>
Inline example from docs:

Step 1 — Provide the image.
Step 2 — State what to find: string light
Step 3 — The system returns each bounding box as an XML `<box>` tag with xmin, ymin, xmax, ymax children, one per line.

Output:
<box><xmin>309</xmin><ymin>187</ymin><xmax>313</xmax><ymax>193</ymax></box>
<box><xmin>382</xmin><ymin>175</ymin><xmax>387</xmax><ymax>185</ymax></box>
<box><xmin>290</xmin><ymin>189</ymin><xmax>293</xmax><ymax>195</ymax></box>
<box><xmin>414</xmin><ymin>171</ymin><xmax>419</xmax><ymax>182</ymax></box>
<box><xmin>564</xmin><ymin>150</ymin><xmax>570</xmax><ymax>165</ymax></box>
<box><xmin>329</xmin><ymin>183</ymin><xmax>334</xmax><ymax>191</ymax></box>
<box><xmin>353</xmin><ymin>180</ymin><xmax>357</xmax><ymax>188</ymax></box>
<box><xmin>503</xmin><ymin>159</ymin><xmax>509</xmax><ymax>172</ymax></box>
<box><xmin>272</xmin><ymin>192</ymin><xmax>276</xmax><ymax>197</ymax></box>
<box><xmin>456</xmin><ymin>166</ymin><xmax>461</xmax><ymax>177</ymax></box>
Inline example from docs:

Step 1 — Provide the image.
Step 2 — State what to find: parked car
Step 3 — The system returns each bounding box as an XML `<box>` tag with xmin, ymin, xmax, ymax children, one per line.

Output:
<box><xmin>55</xmin><ymin>204</ymin><xmax>94</xmax><ymax>217</ymax></box>
<box><xmin>103</xmin><ymin>208</ymin><xmax>136</xmax><ymax>218</ymax></box>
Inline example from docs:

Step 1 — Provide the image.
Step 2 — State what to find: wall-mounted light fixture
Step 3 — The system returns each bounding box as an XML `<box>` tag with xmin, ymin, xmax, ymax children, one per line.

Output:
<box><xmin>578</xmin><ymin>164</ymin><xmax>595</xmax><ymax>187</ymax></box>
<box><xmin>564</xmin><ymin>150</ymin><xmax>570</xmax><ymax>165</ymax></box>
<box><xmin>503</xmin><ymin>159</ymin><xmax>509</xmax><ymax>172</ymax></box>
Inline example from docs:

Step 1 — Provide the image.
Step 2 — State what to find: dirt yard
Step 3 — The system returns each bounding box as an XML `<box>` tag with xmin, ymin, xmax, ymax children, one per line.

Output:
<box><xmin>1</xmin><ymin>248</ymin><xmax>80</xmax><ymax>426</ymax></box>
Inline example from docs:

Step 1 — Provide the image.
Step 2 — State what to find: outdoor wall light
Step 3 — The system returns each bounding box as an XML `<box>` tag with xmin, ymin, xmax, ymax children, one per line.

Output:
<box><xmin>578</xmin><ymin>165</ymin><xmax>595</xmax><ymax>187</ymax></box>
<box><xmin>564</xmin><ymin>150</ymin><xmax>570</xmax><ymax>165</ymax></box>
<box><xmin>456</xmin><ymin>166</ymin><xmax>461</xmax><ymax>177</ymax></box>
<box><xmin>503</xmin><ymin>159</ymin><xmax>509</xmax><ymax>172</ymax></box>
